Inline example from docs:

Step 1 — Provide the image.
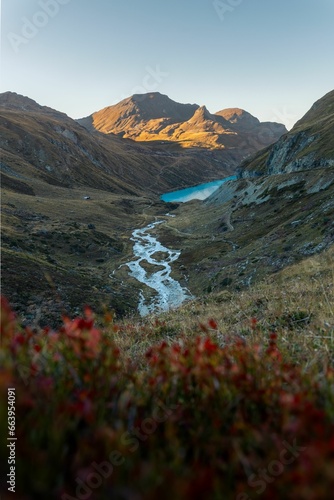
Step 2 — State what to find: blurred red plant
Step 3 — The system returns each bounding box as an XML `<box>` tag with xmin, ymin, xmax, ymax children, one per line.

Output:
<box><xmin>1</xmin><ymin>297</ymin><xmax>334</xmax><ymax>500</ymax></box>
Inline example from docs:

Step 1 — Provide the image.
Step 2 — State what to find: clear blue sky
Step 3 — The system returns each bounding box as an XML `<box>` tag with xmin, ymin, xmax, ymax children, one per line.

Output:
<box><xmin>1</xmin><ymin>0</ymin><xmax>333</xmax><ymax>129</ymax></box>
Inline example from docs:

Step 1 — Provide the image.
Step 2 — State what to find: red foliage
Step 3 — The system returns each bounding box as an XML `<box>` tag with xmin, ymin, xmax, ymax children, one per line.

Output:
<box><xmin>250</xmin><ymin>317</ymin><xmax>258</xmax><ymax>329</ymax></box>
<box><xmin>1</xmin><ymin>296</ymin><xmax>334</xmax><ymax>500</ymax></box>
<box><xmin>208</xmin><ymin>318</ymin><xmax>218</xmax><ymax>330</ymax></box>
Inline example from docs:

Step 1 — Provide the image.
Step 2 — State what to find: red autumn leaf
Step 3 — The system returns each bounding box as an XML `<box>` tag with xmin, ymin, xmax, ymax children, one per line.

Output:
<box><xmin>203</xmin><ymin>338</ymin><xmax>218</xmax><ymax>352</ymax></box>
<box><xmin>250</xmin><ymin>317</ymin><xmax>258</xmax><ymax>329</ymax></box>
<box><xmin>208</xmin><ymin>318</ymin><xmax>218</xmax><ymax>330</ymax></box>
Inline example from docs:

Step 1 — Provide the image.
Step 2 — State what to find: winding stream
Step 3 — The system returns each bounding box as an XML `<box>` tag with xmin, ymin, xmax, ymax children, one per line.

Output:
<box><xmin>124</xmin><ymin>176</ymin><xmax>237</xmax><ymax>315</ymax></box>
<box><xmin>125</xmin><ymin>220</ymin><xmax>192</xmax><ymax>316</ymax></box>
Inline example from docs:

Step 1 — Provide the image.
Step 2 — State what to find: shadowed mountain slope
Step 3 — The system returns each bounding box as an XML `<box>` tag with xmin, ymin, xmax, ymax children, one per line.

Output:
<box><xmin>0</xmin><ymin>92</ymin><xmax>238</xmax><ymax>197</ymax></box>
<box><xmin>239</xmin><ymin>89</ymin><xmax>334</xmax><ymax>177</ymax></box>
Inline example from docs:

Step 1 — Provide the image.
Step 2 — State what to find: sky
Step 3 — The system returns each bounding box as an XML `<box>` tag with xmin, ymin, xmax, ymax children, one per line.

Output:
<box><xmin>1</xmin><ymin>0</ymin><xmax>333</xmax><ymax>129</ymax></box>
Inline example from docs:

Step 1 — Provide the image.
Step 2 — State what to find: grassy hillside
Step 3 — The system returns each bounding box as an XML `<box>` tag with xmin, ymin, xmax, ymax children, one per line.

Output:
<box><xmin>153</xmin><ymin>167</ymin><xmax>334</xmax><ymax>301</ymax></box>
<box><xmin>150</xmin><ymin>90</ymin><xmax>334</xmax><ymax>304</ymax></box>
<box><xmin>1</xmin><ymin>180</ymin><xmax>179</xmax><ymax>325</ymax></box>
<box><xmin>129</xmin><ymin>244</ymin><xmax>334</xmax><ymax>367</ymax></box>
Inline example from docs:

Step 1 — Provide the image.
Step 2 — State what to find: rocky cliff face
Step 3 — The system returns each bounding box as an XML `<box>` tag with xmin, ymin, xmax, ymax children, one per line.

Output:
<box><xmin>265</xmin><ymin>132</ymin><xmax>334</xmax><ymax>174</ymax></box>
<box><xmin>239</xmin><ymin>89</ymin><xmax>334</xmax><ymax>177</ymax></box>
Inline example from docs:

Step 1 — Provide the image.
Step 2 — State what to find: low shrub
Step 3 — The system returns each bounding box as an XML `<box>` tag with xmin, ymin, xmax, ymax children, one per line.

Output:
<box><xmin>1</xmin><ymin>296</ymin><xmax>334</xmax><ymax>499</ymax></box>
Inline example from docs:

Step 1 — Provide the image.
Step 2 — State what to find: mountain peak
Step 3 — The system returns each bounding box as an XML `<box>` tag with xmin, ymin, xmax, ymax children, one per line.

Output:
<box><xmin>215</xmin><ymin>108</ymin><xmax>260</xmax><ymax>128</ymax></box>
<box><xmin>130</xmin><ymin>91</ymin><xmax>164</xmax><ymax>101</ymax></box>
<box><xmin>77</xmin><ymin>93</ymin><xmax>286</xmax><ymax>151</ymax></box>
<box><xmin>0</xmin><ymin>91</ymin><xmax>68</xmax><ymax>119</ymax></box>
<box><xmin>79</xmin><ymin>93</ymin><xmax>199</xmax><ymax>135</ymax></box>
<box><xmin>0</xmin><ymin>91</ymin><xmax>41</xmax><ymax>110</ymax></box>
<box><xmin>293</xmin><ymin>89</ymin><xmax>334</xmax><ymax>130</ymax></box>
<box><xmin>190</xmin><ymin>105</ymin><xmax>213</xmax><ymax>122</ymax></box>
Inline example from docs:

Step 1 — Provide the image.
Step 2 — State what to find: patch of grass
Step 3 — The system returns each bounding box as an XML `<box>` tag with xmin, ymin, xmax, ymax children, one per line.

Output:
<box><xmin>115</xmin><ymin>245</ymin><xmax>334</xmax><ymax>369</ymax></box>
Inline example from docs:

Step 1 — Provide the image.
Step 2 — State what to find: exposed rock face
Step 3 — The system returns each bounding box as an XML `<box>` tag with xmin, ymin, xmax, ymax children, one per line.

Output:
<box><xmin>206</xmin><ymin>167</ymin><xmax>334</xmax><ymax>208</ymax></box>
<box><xmin>188</xmin><ymin>90</ymin><xmax>334</xmax><ymax>297</ymax></box>
<box><xmin>265</xmin><ymin>132</ymin><xmax>334</xmax><ymax>174</ymax></box>
<box><xmin>239</xmin><ymin>89</ymin><xmax>334</xmax><ymax>177</ymax></box>
<box><xmin>78</xmin><ymin>92</ymin><xmax>287</xmax><ymax>152</ymax></box>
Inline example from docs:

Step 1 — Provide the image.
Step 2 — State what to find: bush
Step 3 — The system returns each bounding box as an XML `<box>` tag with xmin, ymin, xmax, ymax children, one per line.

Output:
<box><xmin>1</xmin><ymin>296</ymin><xmax>334</xmax><ymax>499</ymax></box>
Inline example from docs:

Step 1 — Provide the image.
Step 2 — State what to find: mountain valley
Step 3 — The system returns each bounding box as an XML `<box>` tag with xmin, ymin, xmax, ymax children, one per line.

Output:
<box><xmin>1</xmin><ymin>89</ymin><xmax>333</xmax><ymax>326</ymax></box>
<box><xmin>153</xmin><ymin>90</ymin><xmax>334</xmax><ymax>297</ymax></box>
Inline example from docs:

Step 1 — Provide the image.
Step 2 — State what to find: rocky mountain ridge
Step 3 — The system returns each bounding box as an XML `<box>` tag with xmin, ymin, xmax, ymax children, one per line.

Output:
<box><xmin>78</xmin><ymin>92</ymin><xmax>287</xmax><ymax>152</ymax></box>
<box><xmin>239</xmin><ymin>89</ymin><xmax>334</xmax><ymax>177</ymax></box>
<box><xmin>155</xmin><ymin>89</ymin><xmax>334</xmax><ymax>298</ymax></box>
<box><xmin>0</xmin><ymin>92</ymin><xmax>237</xmax><ymax>197</ymax></box>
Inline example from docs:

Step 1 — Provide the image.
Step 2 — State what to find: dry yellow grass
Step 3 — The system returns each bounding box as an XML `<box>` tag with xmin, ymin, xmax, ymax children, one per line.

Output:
<box><xmin>111</xmin><ymin>245</ymin><xmax>334</xmax><ymax>371</ymax></box>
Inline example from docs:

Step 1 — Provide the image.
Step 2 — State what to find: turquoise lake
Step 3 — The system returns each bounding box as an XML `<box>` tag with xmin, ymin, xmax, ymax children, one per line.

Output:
<box><xmin>160</xmin><ymin>175</ymin><xmax>237</xmax><ymax>203</ymax></box>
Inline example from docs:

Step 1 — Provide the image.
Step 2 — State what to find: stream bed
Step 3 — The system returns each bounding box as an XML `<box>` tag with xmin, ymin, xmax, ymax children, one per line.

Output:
<box><xmin>125</xmin><ymin>220</ymin><xmax>192</xmax><ymax>316</ymax></box>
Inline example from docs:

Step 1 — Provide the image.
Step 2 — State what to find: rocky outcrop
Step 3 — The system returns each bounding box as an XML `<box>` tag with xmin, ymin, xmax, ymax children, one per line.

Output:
<box><xmin>254</xmin><ymin>131</ymin><xmax>334</xmax><ymax>175</ymax></box>
<box><xmin>266</xmin><ymin>132</ymin><xmax>317</xmax><ymax>174</ymax></box>
<box><xmin>207</xmin><ymin>167</ymin><xmax>334</xmax><ymax>208</ymax></box>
